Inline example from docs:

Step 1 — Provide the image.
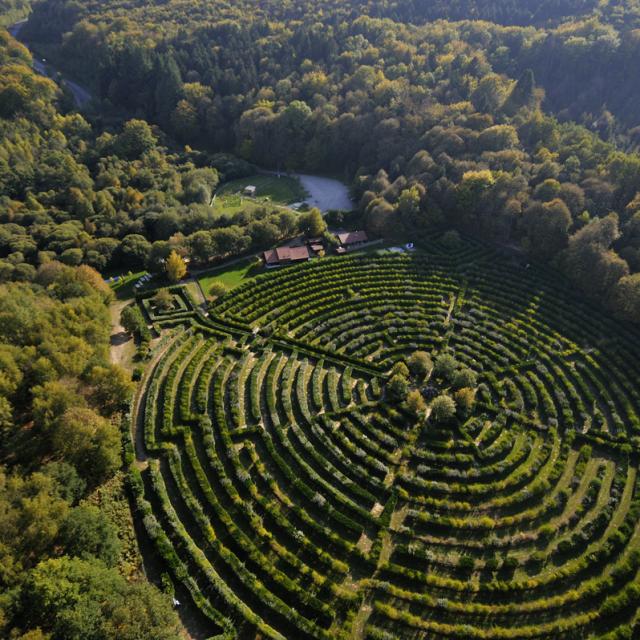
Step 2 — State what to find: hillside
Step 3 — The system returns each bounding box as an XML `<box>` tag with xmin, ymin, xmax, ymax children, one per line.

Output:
<box><xmin>7</xmin><ymin>0</ymin><xmax>640</xmax><ymax>320</ymax></box>
<box><xmin>1</xmin><ymin>1</ymin><xmax>640</xmax><ymax>638</ymax></box>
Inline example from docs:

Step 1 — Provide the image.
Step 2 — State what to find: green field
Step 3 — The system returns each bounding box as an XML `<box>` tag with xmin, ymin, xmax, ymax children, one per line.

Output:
<box><xmin>212</xmin><ymin>174</ymin><xmax>308</xmax><ymax>216</ymax></box>
<box><xmin>197</xmin><ymin>258</ymin><xmax>262</xmax><ymax>298</ymax></box>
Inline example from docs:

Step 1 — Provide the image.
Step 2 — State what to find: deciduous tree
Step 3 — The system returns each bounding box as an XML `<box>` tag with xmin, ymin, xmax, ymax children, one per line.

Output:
<box><xmin>299</xmin><ymin>208</ymin><xmax>326</xmax><ymax>237</ymax></box>
<box><xmin>407</xmin><ymin>389</ymin><xmax>427</xmax><ymax>417</ymax></box>
<box><xmin>23</xmin><ymin>557</ymin><xmax>181</xmax><ymax>640</ymax></box>
<box><xmin>388</xmin><ymin>374</ymin><xmax>409</xmax><ymax>402</ymax></box>
<box><xmin>407</xmin><ymin>351</ymin><xmax>433</xmax><ymax>380</ymax></box>
<box><xmin>430</xmin><ymin>394</ymin><xmax>457</xmax><ymax>423</ymax></box>
<box><xmin>165</xmin><ymin>250</ymin><xmax>186</xmax><ymax>283</ymax></box>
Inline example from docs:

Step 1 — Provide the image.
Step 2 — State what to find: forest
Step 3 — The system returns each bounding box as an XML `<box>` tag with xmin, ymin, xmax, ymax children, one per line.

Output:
<box><xmin>0</xmin><ymin>0</ymin><xmax>638</xmax><ymax>321</ymax></box>
<box><xmin>0</xmin><ymin>0</ymin><xmax>29</xmax><ymax>26</ymax></box>
<box><xmin>2</xmin><ymin>0</ymin><xmax>640</xmax><ymax>638</ymax></box>
<box><xmin>0</xmin><ymin>262</ymin><xmax>184</xmax><ymax>638</ymax></box>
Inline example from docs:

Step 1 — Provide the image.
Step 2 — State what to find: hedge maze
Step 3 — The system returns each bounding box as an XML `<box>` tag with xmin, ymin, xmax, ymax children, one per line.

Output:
<box><xmin>130</xmin><ymin>237</ymin><xmax>640</xmax><ymax>639</ymax></box>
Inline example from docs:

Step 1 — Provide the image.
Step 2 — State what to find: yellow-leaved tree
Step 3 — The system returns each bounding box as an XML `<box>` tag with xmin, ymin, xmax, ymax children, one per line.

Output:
<box><xmin>165</xmin><ymin>250</ymin><xmax>186</xmax><ymax>283</ymax></box>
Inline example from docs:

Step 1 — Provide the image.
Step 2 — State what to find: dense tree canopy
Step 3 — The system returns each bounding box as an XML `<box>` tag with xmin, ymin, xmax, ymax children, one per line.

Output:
<box><xmin>23</xmin><ymin>557</ymin><xmax>181</xmax><ymax>640</ymax></box>
<box><xmin>0</xmin><ymin>0</ymin><xmax>30</xmax><ymax>26</ymax></box>
<box><xmin>13</xmin><ymin>0</ymin><xmax>640</xmax><ymax>319</ymax></box>
<box><xmin>0</xmin><ymin>264</ymin><xmax>177</xmax><ymax>638</ymax></box>
<box><xmin>4</xmin><ymin>0</ymin><xmax>640</xmax><ymax>318</ymax></box>
<box><xmin>0</xmin><ymin>30</ymin><xmax>312</xmax><ymax>279</ymax></box>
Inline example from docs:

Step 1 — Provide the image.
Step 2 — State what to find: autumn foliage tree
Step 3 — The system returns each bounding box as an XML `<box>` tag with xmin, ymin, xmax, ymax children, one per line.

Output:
<box><xmin>0</xmin><ymin>265</ymin><xmax>178</xmax><ymax>638</ymax></box>
<box><xmin>165</xmin><ymin>250</ymin><xmax>186</xmax><ymax>283</ymax></box>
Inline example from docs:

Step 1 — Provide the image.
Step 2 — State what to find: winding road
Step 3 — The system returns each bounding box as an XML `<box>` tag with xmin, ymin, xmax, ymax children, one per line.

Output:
<box><xmin>9</xmin><ymin>19</ymin><xmax>92</xmax><ymax>109</ymax></box>
<box><xmin>9</xmin><ymin>20</ymin><xmax>353</xmax><ymax>210</ymax></box>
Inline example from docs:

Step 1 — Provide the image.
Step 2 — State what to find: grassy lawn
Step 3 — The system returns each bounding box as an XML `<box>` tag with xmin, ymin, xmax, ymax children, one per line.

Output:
<box><xmin>184</xmin><ymin>280</ymin><xmax>204</xmax><ymax>305</ymax></box>
<box><xmin>349</xmin><ymin>241</ymin><xmax>396</xmax><ymax>257</ymax></box>
<box><xmin>198</xmin><ymin>258</ymin><xmax>263</xmax><ymax>298</ymax></box>
<box><xmin>213</xmin><ymin>174</ymin><xmax>308</xmax><ymax>216</ymax></box>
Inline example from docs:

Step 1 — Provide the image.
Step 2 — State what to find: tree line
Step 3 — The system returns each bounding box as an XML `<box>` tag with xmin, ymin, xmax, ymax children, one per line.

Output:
<box><xmin>0</xmin><ymin>30</ymin><xmax>331</xmax><ymax>281</ymax></box>
<box><xmin>20</xmin><ymin>0</ymin><xmax>640</xmax><ymax>319</ymax></box>
<box><xmin>0</xmin><ymin>263</ymin><xmax>183</xmax><ymax>639</ymax></box>
<box><xmin>0</xmin><ymin>0</ymin><xmax>30</xmax><ymax>26</ymax></box>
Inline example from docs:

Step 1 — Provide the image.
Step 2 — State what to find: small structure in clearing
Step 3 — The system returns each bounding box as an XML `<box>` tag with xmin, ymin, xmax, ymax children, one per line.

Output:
<box><xmin>263</xmin><ymin>237</ymin><xmax>327</xmax><ymax>268</ymax></box>
<box><xmin>243</xmin><ymin>185</ymin><xmax>257</xmax><ymax>197</ymax></box>
<box><xmin>263</xmin><ymin>245</ymin><xmax>311</xmax><ymax>268</ymax></box>
<box><xmin>307</xmin><ymin>237</ymin><xmax>325</xmax><ymax>256</ymax></box>
<box><xmin>336</xmin><ymin>230</ymin><xmax>368</xmax><ymax>253</ymax></box>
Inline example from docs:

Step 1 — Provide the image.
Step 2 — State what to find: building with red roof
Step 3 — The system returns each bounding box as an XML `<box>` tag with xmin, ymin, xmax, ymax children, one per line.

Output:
<box><xmin>263</xmin><ymin>245</ymin><xmax>311</xmax><ymax>268</ymax></box>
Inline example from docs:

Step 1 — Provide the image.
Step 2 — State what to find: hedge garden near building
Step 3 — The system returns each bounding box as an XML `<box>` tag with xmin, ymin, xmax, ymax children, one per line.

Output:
<box><xmin>129</xmin><ymin>235</ymin><xmax>640</xmax><ymax>639</ymax></box>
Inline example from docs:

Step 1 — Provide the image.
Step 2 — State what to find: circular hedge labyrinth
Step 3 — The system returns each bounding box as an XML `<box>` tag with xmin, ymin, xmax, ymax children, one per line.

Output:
<box><xmin>131</xmin><ymin>238</ymin><xmax>640</xmax><ymax>640</ymax></box>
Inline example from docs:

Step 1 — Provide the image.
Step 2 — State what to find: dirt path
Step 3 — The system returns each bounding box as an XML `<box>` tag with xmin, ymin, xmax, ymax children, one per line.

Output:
<box><xmin>110</xmin><ymin>300</ymin><xmax>135</xmax><ymax>369</ymax></box>
<box><xmin>349</xmin><ymin>597</ymin><xmax>373</xmax><ymax>640</ymax></box>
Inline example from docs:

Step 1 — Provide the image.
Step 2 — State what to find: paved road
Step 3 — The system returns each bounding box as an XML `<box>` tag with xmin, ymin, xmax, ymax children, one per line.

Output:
<box><xmin>9</xmin><ymin>20</ymin><xmax>92</xmax><ymax>109</ymax></box>
<box><xmin>8</xmin><ymin>20</ymin><xmax>24</xmax><ymax>38</ymax></box>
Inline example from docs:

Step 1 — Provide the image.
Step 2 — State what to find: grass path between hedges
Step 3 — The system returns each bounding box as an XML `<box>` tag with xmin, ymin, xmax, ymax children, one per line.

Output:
<box><xmin>129</xmin><ymin>331</ymin><xmax>182</xmax><ymax>469</ymax></box>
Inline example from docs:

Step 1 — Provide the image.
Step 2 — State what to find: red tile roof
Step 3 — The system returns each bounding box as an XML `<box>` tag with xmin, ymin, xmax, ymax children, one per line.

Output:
<box><xmin>263</xmin><ymin>245</ymin><xmax>310</xmax><ymax>265</ymax></box>
<box><xmin>280</xmin><ymin>246</ymin><xmax>310</xmax><ymax>261</ymax></box>
<box><xmin>337</xmin><ymin>230</ymin><xmax>368</xmax><ymax>245</ymax></box>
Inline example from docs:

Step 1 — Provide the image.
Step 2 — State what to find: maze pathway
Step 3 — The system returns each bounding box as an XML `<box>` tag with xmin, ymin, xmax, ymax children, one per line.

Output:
<box><xmin>129</xmin><ymin>238</ymin><xmax>640</xmax><ymax>639</ymax></box>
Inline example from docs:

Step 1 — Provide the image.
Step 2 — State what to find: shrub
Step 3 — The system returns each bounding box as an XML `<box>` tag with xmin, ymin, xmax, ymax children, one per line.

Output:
<box><xmin>391</xmin><ymin>361</ymin><xmax>410</xmax><ymax>378</ymax></box>
<box><xmin>209</xmin><ymin>281</ymin><xmax>229</xmax><ymax>299</ymax></box>
<box><xmin>407</xmin><ymin>351</ymin><xmax>433</xmax><ymax>380</ymax></box>
<box><xmin>433</xmin><ymin>354</ymin><xmax>458</xmax><ymax>382</ymax></box>
<box><xmin>430</xmin><ymin>394</ymin><xmax>457</xmax><ymax>423</ymax></box>
<box><xmin>452</xmin><ymin>367</ymin><xmax>477</xmax><ymax>390</ymax></box>
<box><xmin>407</xmin><ymin>390</ymin><xmax>427</xmax><ymax>417</ymax></box>
<box><xmin>153</xmin><ymin>288</ymin><xmax>174</xmax><ymax>311</ymax></box>
<box><xmin>388</xmin><ymin>374</ymin><xmax>409</xmax><ymax>402</ymax></box>
<box><xmin>454</xmin><ymin>387</ymin><xmax>476</xmax><ymax>416</ymax></box>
